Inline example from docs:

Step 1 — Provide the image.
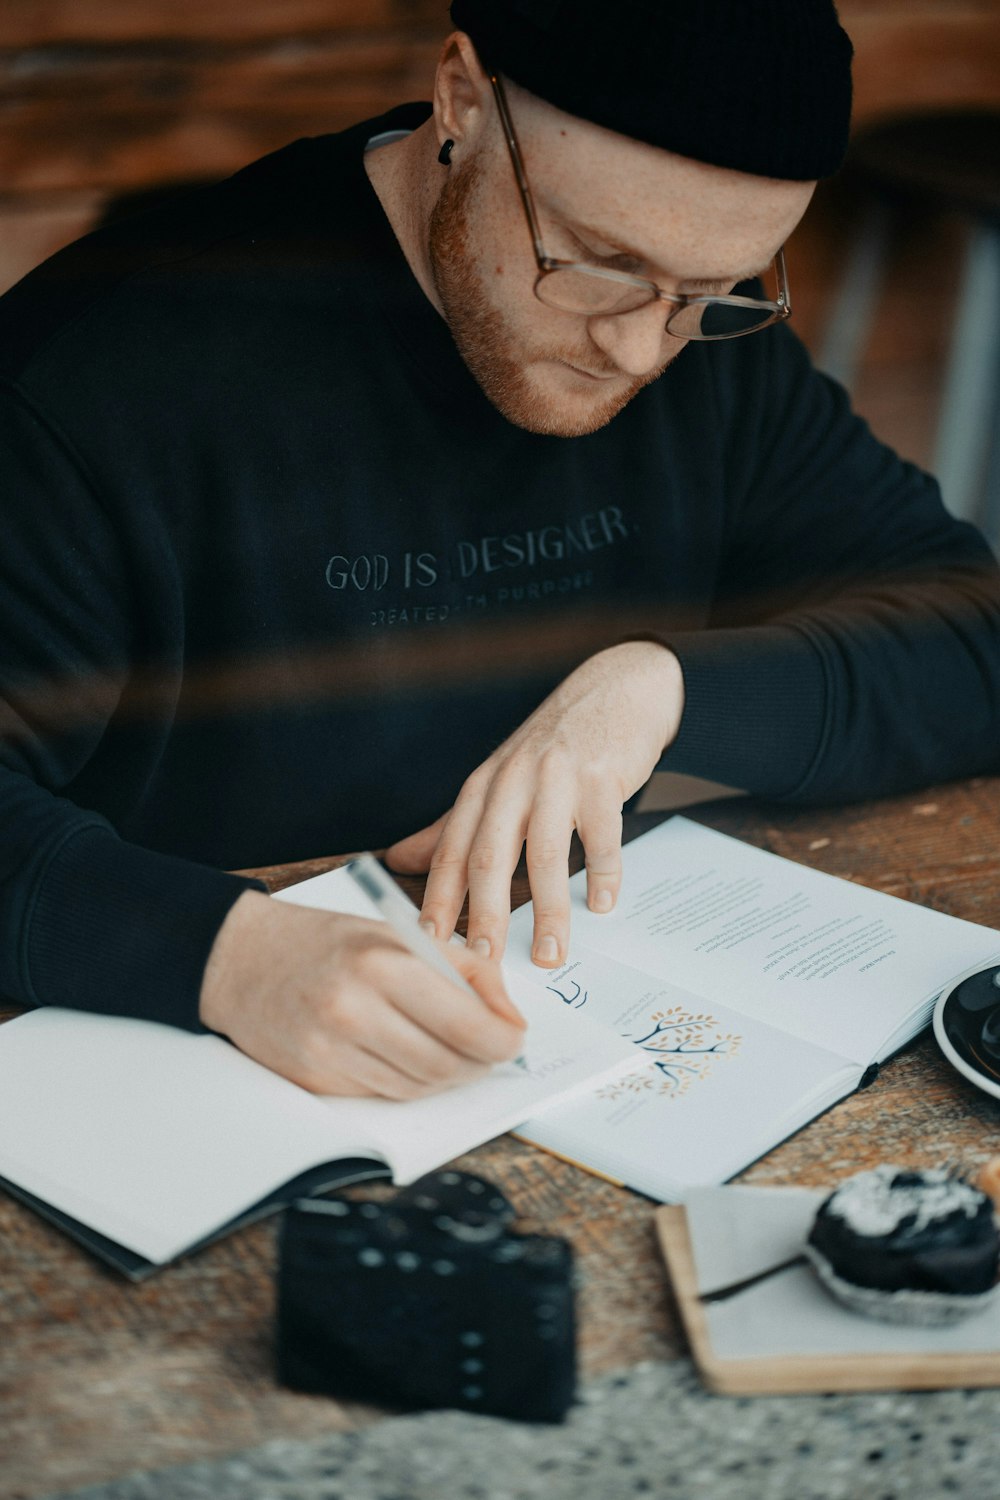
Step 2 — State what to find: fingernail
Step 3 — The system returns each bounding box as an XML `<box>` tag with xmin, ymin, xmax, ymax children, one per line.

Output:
<box><xmin>533</xmin><ymin>935</ymin><xmax>559</xmax><ymax>964</ymax></box>
<box><xmin>471</xmin><ymin>937</ymin><xmax>492</xmax><ymax>958</ymax></box>
<box><xmin>419</xmin><ymin>919</ymin><xmax>437</xmax><ymax>937</ymax></box>
<box><xmin>591</xmin><ymin>889</ymin><xmax>613</xmax><ymax>913</ymax></box>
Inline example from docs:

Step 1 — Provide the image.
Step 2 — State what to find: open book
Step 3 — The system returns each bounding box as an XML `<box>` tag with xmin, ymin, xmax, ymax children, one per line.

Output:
<box><xmin>0</xmin><ymin>870</ymin><xmax>633</xmax><ymax>1277</ymax></box>
<box><xmin>502</xmin><ymin>818</ymin><xmax>1000</xmax><ymax>1197</ymax></box>
<box><xmin>0</xmin><ymin>817</ymin><xmax>996</xmax><ymax>1276</ymax></box>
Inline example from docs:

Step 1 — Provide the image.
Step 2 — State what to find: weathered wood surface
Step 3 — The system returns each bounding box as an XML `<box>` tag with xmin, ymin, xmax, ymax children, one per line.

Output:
<box><xmin>1</xmin><ymin>1</ymin><xmax>998</xmax><ymax>197</ymax></box>
<box><xmin>0</xmin><ymin>36</ymin><xmax>441</xmax><ymax>196</ymax></box>
<box><xmin>0</xmin><ymin>0</ymin><xmax>447</xmax><ymax>49</ymax></box>
<box><xmin>848</xmin><ymin>8</ymin><xmax>1000</xmax><ymax>124</ymax></box>
<box><xmin>5</xmin><ymin>0</ymin><xmax>993</xmax><ymax>50</ymax></box>
<box><xmin>0</xmin><ymin>3</ymin><xmax>441</xmax><ymax>197</ymax></box>
<box><xmin>2</xmin><ymin>777</ymin><xmax>999</xmax><ymax>1496</ymax></box>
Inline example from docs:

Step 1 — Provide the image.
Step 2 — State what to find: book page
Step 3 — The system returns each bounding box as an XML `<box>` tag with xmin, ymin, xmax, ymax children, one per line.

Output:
<box><xmin>515</xmin><ymin>948</ymin><xmax>856</xmax><ymax>1197</ymax></box>
<box><xmin>314</xmin><ymin>968</ymin><xmax>635</xmax><ymax>1184</ymax></box>
<box><xmin>0</xmin><ymin>1010</ymin><xmax>342</xmax><ymax>1265</ymax></box>
<box><xmin>507</xmin><ymin>818</ymin><xmax>1000</xmax><ymax>1062</ymax></box>
<box><xmin>272</xmin><ymin>863</ymin><xmax>383</xmax><ymax>918</ymax></box>
<box><xmin>0</xmin><ymin>873</ymin><xmax>633</xmax><ymax>1265</ymax></box>
<box><xmin>275</xmin><ymin>864</ymin><xmax>634</xmax><ymax>1178</ymax></box>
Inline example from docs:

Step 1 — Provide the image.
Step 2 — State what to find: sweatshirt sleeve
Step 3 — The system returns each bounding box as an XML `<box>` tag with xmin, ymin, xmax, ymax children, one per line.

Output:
<box><xmin>658</xmin><ymin>321</ymin><xmax>1000</xmax><ymax>802</ymax></box>
<box><xmin>0</xmin><ymin>381</ymin><xmax>262</xmax><ymax>1030</ymax></box>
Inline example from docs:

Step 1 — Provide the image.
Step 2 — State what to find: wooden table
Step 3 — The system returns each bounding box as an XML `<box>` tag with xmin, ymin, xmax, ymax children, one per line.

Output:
<box><xmin>2</xmin><ymin>777</ymin><xmax>1000</xmax><ymax>1498</ymax></box>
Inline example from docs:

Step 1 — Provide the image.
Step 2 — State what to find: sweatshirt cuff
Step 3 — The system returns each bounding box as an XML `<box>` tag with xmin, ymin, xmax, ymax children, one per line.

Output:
<box><xmin>23</xmin><ymin>824</ymin><xmax>266</xmax><ymax>1031</ymax></box>
<box><xmin>652</xmin><ymin>626</ymin><xmax>828</xmax><ymax>797</ymax></box>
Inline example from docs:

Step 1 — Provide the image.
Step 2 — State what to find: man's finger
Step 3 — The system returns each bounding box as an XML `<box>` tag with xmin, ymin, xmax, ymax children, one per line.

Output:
<box><xmin>578</xmin><ymin>802</ymin><xmax>624</xmax><ymax>915</ymax></box>
<box><xmin>462</xmin><ymin>784</ymin><xmax>531</xmax><ymax>961</ymax></box>
<box><xmin>385</xmin><ymin>811</ymin><xmax>450</xmax><ymax>874</ymax></box>
<box><xmin>449</xmin><ymin>943</ymin><xmax>526</xmax><ymax>1030</ymax></box>
<box><xmin>354</xmin><ymin>1016</ymin><xmax>492</xmax><ymax>1093</ymax></box>
<box><xmin>524</xmin><ymin>785</ymin><xmax>576</xmax><ymax>968</ymax></box>
<box><xmin>382</xmin><ymin>951</ymin><xmax>526</xmax><ymax>1063</ymax></box>
<box><xmin>323</xmin><ymin>1038</ymin><xmax>483</xmax><ymax>1100</ymax></box>
<box><xmin>417</xmin><ymin>785</ymin><xmax>488</xmax><ymax>938</ymax></box>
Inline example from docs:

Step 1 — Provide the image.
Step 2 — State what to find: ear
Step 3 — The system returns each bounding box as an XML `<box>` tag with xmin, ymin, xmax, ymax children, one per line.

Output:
<box><xmin>433</xmin><ymin>30</ymin><xmax>493</xmax><ymax>160</ymax></box>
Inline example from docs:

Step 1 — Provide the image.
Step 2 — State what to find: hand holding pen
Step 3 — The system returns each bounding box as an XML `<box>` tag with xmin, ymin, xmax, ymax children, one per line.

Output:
<box><xmin>198</xmin><ymin>858</ymin><xmax>525</xmax><ymax>1098</ymax></box>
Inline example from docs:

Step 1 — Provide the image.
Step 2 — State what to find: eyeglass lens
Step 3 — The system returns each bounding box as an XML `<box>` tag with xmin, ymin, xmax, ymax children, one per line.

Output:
<box><xmin>534</xmin><ymin>267</ymin><xmax>777</xmax><ymax>340</ymax></box>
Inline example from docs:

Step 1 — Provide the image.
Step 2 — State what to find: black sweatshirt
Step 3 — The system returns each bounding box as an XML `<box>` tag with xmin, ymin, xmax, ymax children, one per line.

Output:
<box><xmin>2</xmin><ymin>106</ymin><xmax>998</xmax><ymax>1032</ymax></box>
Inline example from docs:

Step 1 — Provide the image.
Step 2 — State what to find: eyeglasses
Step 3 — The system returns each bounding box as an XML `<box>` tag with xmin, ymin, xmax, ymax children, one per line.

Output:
<box><xmin>488</xmin><ymin>71</ymin><xmax>792</xmax><ymax>342</ymax></box>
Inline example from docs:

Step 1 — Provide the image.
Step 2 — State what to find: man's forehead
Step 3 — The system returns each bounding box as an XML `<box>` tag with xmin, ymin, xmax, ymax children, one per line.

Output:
<box><xmin>510</xmin><ymin>86</ymin><xmax>814</xmax><ymax>277</ymax></box>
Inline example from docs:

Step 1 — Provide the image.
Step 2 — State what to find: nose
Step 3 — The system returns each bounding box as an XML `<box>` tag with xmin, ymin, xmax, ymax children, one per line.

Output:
<box><xmin>586</xmin><ymin>299</ymin><xmax>674</xmax><ymax>377</ymax></box>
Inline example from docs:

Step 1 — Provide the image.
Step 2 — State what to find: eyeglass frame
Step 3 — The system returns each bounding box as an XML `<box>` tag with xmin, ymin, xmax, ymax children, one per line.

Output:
<box><xmin>486</xmin><ymin>69</ymin><xmax>792</xmax><ymax>341</ymax></box>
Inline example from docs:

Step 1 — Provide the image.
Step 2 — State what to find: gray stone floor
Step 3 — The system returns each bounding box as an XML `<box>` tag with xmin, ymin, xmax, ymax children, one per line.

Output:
<box><xmin>45</xmin><ymin>1359</ymin><xmax>1000</xmax><ymax>1500</ymax></box>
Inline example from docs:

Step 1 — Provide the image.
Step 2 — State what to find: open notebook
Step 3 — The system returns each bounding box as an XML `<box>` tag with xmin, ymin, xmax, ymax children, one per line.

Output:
<box><xmin>0</xmin><ymin>869</ymin><xmax>633</xmax><ymax>1276</ymax></box>
<box><xmin>0</xmin><ymin>817</ymin><xmax>996</xmax><ymax>1276</ymax></box>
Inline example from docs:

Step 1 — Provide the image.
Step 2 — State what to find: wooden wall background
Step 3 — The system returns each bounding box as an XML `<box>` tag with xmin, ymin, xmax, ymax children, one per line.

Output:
<box><xmin>2</xmin><ymin>0</ymin><xmax>999</xmax><ymax>203</ymax></box>
<box><xmin>1</xmin><ymin>0</ymin><xmax>999</xmax><ymax>469</ymax></box>
<box><xmin>2</xmin><ymin>1</ymin><xmax>999</xmax><ymax>287</ymax></box>
<box><xmin>0</xmin><ymin>0</ymin><xmax>446</xmax><ymax>200</ymax></box>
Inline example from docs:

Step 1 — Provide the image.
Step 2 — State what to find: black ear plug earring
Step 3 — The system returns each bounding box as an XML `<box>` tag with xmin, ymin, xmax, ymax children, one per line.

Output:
<box><xmin>438</xmin><ymin>139</ymin><xmax>455</xmax><ymax>166</ymax></box>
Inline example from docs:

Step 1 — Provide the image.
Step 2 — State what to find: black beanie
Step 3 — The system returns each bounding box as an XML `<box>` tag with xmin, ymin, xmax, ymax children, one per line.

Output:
<box><xmin>448</xmin><ymin>0</ymin><xmax>853</xmax><ymax>181</ymax></box>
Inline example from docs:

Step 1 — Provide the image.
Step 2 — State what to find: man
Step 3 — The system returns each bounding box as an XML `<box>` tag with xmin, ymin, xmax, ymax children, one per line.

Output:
<box><xmin>1</xmin><ymin>1</ymin><xmax>997</xmax><ymax>1099</ymax></box>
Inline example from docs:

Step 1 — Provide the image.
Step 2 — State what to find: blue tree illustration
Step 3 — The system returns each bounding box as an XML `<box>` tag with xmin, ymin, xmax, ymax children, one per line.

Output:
<box><xmin>601</xmin><ymin>1007</ymin><xmax>741</xmax><ymax>1099</ymax></box>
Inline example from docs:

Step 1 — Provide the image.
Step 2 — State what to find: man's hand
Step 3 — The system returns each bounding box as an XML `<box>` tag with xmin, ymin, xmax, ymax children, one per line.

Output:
<box><xmin>199</xmin><ymin>890</ymin><xmax>525</xmax><ymax>1097</ymax></box>
<box><xmin>386</xmin><ymin>641</ymin><xmax>684</xmax><ymax>968</ymax></box>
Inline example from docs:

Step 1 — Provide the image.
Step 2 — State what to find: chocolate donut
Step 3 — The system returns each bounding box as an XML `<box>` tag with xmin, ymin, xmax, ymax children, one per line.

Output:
<box><xmin>805</xmin><ymin>1166</ymin><xmax>1000</xmax><ymax>1325</ymax></box>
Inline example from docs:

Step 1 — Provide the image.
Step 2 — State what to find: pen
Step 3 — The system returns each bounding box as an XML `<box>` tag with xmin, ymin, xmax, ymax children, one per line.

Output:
<box><xmin>347</xmin><ymin>854</ymin><xmax>527</xmax><ymax>1063</ymax></box>
<box><xmin>346</xmin><ymin>853</ymin><xmax>488</xmax><ymax>1002</ymax></box>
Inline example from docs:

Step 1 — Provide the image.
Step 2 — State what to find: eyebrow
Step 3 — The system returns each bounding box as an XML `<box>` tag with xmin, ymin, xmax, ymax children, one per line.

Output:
<box><xmin>570</xmin><ymin>221</ymin><xmax>772</xmax><ymax>287</ymax></box>
<box><xmin>683</xmin><ymin>265</ymin><xmax>772</xmax><ymax>289</ymax></box>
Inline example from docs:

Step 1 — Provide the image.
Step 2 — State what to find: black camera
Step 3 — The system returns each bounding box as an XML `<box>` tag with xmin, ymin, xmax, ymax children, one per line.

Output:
<box><xmin>276</xmin><ymin>1170</ymin><xmax>577</xmax><ymax>1423</ymax></box>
